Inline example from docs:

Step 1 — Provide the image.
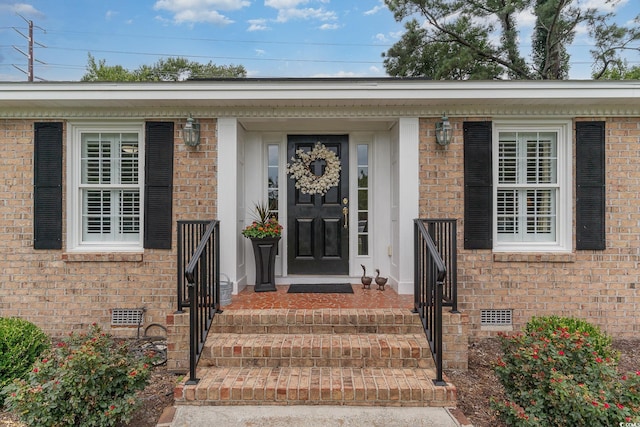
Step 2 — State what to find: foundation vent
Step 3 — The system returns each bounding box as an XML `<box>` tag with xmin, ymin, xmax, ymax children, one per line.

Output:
<box><xmin>111</xmin><ymin>308</ymin><xmax>144</xmax><ymax>326</ymax></box>
<box><xmin>481</xmin><ymin>309</ymin><xmax>512</xmax><ymax>326</ymax></box>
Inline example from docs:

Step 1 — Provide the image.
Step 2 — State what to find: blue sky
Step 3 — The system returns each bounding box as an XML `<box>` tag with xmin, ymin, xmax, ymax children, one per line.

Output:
<box><xmin>0</xmin><ymin>0</ymin><xmax>638</xmax><ymax>82</ymax></box>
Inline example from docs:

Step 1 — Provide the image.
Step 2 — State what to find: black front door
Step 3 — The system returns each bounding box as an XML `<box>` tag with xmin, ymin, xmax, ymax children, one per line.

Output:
<box><xmin>287</xmin><ymin>135</ymin><xmax>349</xmax><ymax>274</ymax></box>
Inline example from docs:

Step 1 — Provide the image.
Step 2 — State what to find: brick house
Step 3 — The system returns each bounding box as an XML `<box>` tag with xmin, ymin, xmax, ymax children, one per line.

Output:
<box><xmin>0</xmin><ymin>78</ymin><xmax>638</xmax><ymax>340</ymax></box>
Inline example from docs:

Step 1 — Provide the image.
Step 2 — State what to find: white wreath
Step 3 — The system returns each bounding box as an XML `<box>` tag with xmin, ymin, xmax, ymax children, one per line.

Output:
<box><xmin>286</xmin><ymin>142</ymin><xmax>341</xmax><ymax>195</ymax></box>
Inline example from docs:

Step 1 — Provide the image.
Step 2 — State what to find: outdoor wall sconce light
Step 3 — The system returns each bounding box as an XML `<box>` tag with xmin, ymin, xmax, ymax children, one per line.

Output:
<box><xmin>183</xmin><ymin>114</ymin><xmax>200</xmax><ymax>147</ymax></box>
<box><xmin>435</xmin><ymin>113</ymin><xmax>452</xmax><ymax>146</ymax></box>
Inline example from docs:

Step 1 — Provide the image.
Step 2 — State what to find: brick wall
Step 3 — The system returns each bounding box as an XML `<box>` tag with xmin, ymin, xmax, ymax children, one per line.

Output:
<box><xmin>419</xmin><ymin>117</ymin><xmax>640</xmax><ymax>339</ymax></box>
<box><xmin>0</xmin><ymin>118</ymin><xmax>218</xmax><ymax>337</ymax></box>
<box><xmin>3</xmin><ymin>114</ymin><xmax>639</xmax><ymax>341</ymax></box>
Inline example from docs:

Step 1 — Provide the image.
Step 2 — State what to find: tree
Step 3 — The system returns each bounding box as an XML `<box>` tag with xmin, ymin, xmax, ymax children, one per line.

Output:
<box><xmin>597</xmin><ymin>63</ymin><xmax>640</xmax><ymax>80</ymax></box>
<box><xmin>383</xmin><ymin>0</ymin><xmax>640</xmax><ymax>80</ymax></box>
<box><xmin>81</xmin><ymin>54</ymin><xmax>246</xmax><ymax>81</ymax></box>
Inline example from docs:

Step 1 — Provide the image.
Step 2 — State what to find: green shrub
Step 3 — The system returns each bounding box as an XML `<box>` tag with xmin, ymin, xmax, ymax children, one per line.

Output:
<box><xmin>525</xmin><ymin>315</ymin><xmax>615</xmax><ymax>358</ymax></box>
<box><xmin>3</xmin><ymin>324</ymin><xmax>151</xmax><ymax>427</ymax></box>
<box><xmin>0</xmin><ymin>317</ymin><xmax>50</xmax><ymax>392</ymax></box>
<box><xmin>492</xmin><ymin>316</ymin><xmax>640</xmax><ymax>426</ymax></box>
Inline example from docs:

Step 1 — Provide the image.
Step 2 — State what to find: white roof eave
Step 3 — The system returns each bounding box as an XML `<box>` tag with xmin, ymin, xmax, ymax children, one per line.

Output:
<box><xmin>0</xmin><ymin>79</ymin><xmax>638</xmax><ymax>108</ymax></box>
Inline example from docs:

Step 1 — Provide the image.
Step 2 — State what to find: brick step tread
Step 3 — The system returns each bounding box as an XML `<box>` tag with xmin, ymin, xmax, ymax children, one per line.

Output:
<box><xmin>200</xmin><ymin>333</ymin><xmax>432</xmax><ymax>368</ymax></box>
<box><xmin>209</xmin><ymin>309</ymin><xmax>423</xmax><ymax>335</ymax></box>
<box><xmin>176</xmin><ymin>366</ymin><xmax>456</xmax><ymax>407</ymax></box>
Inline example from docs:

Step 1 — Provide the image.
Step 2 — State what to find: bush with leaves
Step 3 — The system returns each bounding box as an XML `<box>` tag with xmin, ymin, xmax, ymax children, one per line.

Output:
<box><xmin>0</xmin><ymin>317</ymin><xmax>50</xmax><ymax>393</ymax></box>
<box><xmin>492</xmin><ymin>316</ymin><xmax>640</xmax><ymax>426</ymax></box>
<box><xmin>3</xmin><ymin>324</ymin><xmax>151</xmax><ymax>427</ymax></box>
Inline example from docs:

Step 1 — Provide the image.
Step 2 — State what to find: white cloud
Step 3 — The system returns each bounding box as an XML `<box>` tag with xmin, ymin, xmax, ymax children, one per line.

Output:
<box><xmin>311</xmin><ymin>70</ymin><xmax>358</xmax><ymax>77</ymax></box>
<box><xmin>155</xmin><ymin>0</ymin><xmax>249</xmax><ymax>12</ymax></box>
<box><xmin>275</xmin><ymin>7</ymin><xmax>337</xmax><ymax>22</ymax></box>
<box><xmin>105</xmin><ymin>10</ymin><xmax>117</xmax><ymax>21</ymax></box>
<box><xmin>515</xmin><ymin>7</ymin><xmax>536</xmax><ymax>29</ymax></box>
<box><xmin>364</xmin><ymin>1</ymin><xmax>385</xmax><ymax>16</ymax></box>
<box><xmin>248</xmin><ymin>18</ymin><xmax>269</xmax><ymax>31</ymax></box>
<box><xmin>265</xmin><ymin>0</ymin><xmax>309</xmax><ymax>8</ymax></box>
<box><xmin>375</xmin><ymin>33</ymin><xmax>388</xmax><ymax>43</ymax></box>
<box><xmin>173</xmin><ymin>9</ymin><xmax>234</xmax><ymax>24</ymax></box>
<box><xmin>319</xmin><ymin>23</ymin><xmax>339</xmax><ymax>30</ymax></box>
<box><xmin>154</xmin><ymin>0</ymin><xmax>249</xmax><ymax>25</ymax></box>
<box><xmin>574</xmin><ymin>21</ymin><xmax>590</xmax><ymax>37</ymax></box>
<box><xmin>580</xmin><ymin>0</ymin><xmax>627</xmax><ymax>12</ymax></box>
<box><xmin>255</xmin><ymin>49</ymin><xmax>266</xmax><ymax>56</ymax></box>
<box><xmin>154</xmin><ymin>15</ymin><xmax>172</xmax><ymax>25</ymax></box>
<box><xmin>265</xmin><ymin>0</ymin><xmax>337</xmax><ymax>23</ymax></box>
<box><xmin>0</xmin><ymin>3</ymin><xmax>44</xmax><ymax>17</ymax></box>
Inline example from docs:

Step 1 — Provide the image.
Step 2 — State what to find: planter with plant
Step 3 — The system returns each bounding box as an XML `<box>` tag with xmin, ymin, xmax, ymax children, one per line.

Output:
<box><xmin>242</xmin><ymin>202</ymin><xmax>282</xmax><ymax>292</ymax></box>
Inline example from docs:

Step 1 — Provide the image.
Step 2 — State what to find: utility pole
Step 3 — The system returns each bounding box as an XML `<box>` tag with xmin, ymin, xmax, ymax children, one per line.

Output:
<box><xmin>13</xmin><ymin>14</ymin><xmax>46</xmax><ymax>81</ymax></box>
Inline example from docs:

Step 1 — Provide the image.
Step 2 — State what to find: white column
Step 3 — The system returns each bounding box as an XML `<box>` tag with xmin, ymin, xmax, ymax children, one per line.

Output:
<box><xmin>217</xmin><ymin>117</ymin><xmax>242</xmax><ymax>292</ymax></box>
<box><xmin>396</xmin><ymin>117</ymin><xmax>420</xmax><ymax>294</ymax></box>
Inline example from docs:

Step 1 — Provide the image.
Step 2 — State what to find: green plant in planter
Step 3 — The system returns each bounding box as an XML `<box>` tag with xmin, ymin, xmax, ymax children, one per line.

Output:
<box><xmin>3</xmin><ymin>324</ymin><xmax>151</xmax><ymax>427</ymax></box>
<box><xmin>241</xmin><ymin>201</ymin><xmax>283</xmax><ymax>239</ymax></box>
<box><xmin>491</xmin><ymin>316</ymin><xmax>640</xmax><ymax>426</ymax></box>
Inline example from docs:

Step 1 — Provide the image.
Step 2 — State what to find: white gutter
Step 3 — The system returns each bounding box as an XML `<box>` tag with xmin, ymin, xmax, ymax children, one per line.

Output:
<box><xmin>0</xmin><ymin>79</ymin><xmax>639</xmax><ymax>105</ymax></box>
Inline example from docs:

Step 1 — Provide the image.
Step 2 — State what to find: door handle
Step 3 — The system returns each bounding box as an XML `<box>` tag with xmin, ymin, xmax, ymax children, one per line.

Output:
<box><xmin>342</xmin><ymin>207</ymin><xmax>349</xmax><ymax>229</ymax></box>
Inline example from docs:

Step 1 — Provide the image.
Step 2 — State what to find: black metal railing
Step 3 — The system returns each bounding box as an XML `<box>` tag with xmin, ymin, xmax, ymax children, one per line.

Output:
<box><xmin>177</xmin><ymin>220</ymin><xmax>214</xmax><ymax>312</ymax></box>
<box><xmin>413</xmin><ymin>218</ymin><xmax>457</xmax><ymax>386</ymax></box>
<box><xmin>179</xmin><ymin>219</ymin><xmax>221</xmax><ymax>385</ymax></box>
<box><xmin>421</xmin><ymin>219</ymin><xmax>458</xmax><ymax>312</ymax></box>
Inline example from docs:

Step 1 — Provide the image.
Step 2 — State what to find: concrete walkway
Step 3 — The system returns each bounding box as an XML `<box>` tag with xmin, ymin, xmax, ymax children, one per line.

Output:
<box><xmin>157</xmin><ymin>405</ymin><xmax>473</xmax><ymax>427</ymax></box>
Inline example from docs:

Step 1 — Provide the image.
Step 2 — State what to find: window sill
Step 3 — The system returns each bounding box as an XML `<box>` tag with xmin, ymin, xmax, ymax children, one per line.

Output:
<box><xmin>492</xmin><ymin>253</ymin><xmax>575</xmax><ymax>263</ymax></box>
<box><xmin>62</xmin><ymin>253</ymin><xmax>143</xmax><ymax>262</ymax></box>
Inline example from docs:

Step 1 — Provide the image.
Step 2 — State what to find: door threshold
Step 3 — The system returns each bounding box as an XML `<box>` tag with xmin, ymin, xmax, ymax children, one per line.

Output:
<box><xmin>277</xmin><ymin>275</ymin><xmax>355</xmax><ymax>285</ymax></box>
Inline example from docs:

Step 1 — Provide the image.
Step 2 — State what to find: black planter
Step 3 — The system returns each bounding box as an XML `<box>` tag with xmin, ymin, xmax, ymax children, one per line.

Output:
<box><xmin>250</xmin><ymin>236</ymin><xmax>280</xmax><ymax>292</ymax></box>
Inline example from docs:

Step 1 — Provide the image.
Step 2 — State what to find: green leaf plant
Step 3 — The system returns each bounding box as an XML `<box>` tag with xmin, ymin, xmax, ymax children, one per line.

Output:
<box><xmin>492</xmin><ymin>316</ymin><xmax>640</xmax><ymax>426</ymax></box>
<box><xmin>3</xmin><ymin>324</ymin><xmax>152</xmax><ymax>427</ymax></box>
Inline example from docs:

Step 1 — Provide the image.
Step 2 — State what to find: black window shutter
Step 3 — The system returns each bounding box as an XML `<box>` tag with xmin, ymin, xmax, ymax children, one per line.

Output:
<box><xmin>576</xmin><ymin>121</ymin><xmax>605</xmax><ymax>250</ymax></box>
<box><xmin>464</xmin><ymin>121</ymin><xmax>493</xmax><ymax>249</ymax></box>
<box><xmin>34</xmin><ymin>122</ymin><xmax>63</xmax><ymax>249</ymax></box>
<box><xmin>144</xmin><ymin>122</ymin><xmax>174</xmax><ymax>249</ymax></box>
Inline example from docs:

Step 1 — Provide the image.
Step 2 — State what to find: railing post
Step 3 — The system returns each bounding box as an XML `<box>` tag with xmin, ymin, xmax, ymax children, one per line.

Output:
<box><xmin>176</xmin><ymin>222</ymin><xmax>185</xmax><ymax>313</ymax></box>
<box><xmin>186</xmin><ymin>280</ymin><xmax>199</xmax><ymax>385</ymax></box>
<box><xmin>433</xmin><ymin>279</ymin><xmax>445</xmax><ymax>386</ymax></box>
<box><xmin>413</xmin><ymin>220</ymin><xmax>419</xmax><ymax>314</ymax></box>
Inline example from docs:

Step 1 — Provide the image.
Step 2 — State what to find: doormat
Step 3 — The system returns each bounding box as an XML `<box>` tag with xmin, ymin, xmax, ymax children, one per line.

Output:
<box><xmin>287</xmin><ymin>283</ymin><xmax>354</xmax><ymax>294</ymax></box>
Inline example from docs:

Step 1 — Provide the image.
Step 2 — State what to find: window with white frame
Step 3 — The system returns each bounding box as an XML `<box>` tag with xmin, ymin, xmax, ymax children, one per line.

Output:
<box><xmin>493</xmin><ymin>122</ymin><xmax>571</xmax><ymax>252</ymax></box>
<box><xmin>267</xmin><ymin>144</ymin><xmax>279</xmax><ymax>220</ymax></box>
<box><xmin>68</xmin><ymin>123</ymin><xmax>144</xmax><ymax>251</ymax></box>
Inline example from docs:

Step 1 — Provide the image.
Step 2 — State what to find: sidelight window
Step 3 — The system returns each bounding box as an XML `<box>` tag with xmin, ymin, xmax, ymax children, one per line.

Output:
<box><xmin>357</xmin><ymin>144</ymin><xmax>369</xmax><ymax>255</ymax></box>
<box><xmin>267</xmin><ymin>144</ymin><xmax>280</xmax><ymax>220</ymax></box>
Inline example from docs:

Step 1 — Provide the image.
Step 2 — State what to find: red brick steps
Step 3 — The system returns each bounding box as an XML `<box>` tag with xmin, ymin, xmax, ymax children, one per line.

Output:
<box><xmin>174</xmin><ymin>309</ymin><xmax>456</xmax><ymax>408</ymax></box>
<box><xmin>199</xmin><ymin>333</ymin><xmax>432</xmax><ymax>368</ymax></box>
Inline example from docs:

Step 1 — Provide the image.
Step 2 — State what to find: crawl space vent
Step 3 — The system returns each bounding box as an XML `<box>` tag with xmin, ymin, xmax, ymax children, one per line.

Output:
<box><xmin>111</xmin><ymin>308</ymin><xmax>144</xmax><ymax>326</ymax></box>
<box><xmin>481</xmin><ymin>309</ymin><xmax>512</xmax><ymax>326</ymax></box>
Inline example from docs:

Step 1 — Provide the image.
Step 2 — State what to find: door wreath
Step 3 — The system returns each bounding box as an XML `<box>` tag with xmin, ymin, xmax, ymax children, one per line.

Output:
<box><xmin>286</xmin><ymin>142</ymin><xmax>341</xmax><ymax>195</ymax></box>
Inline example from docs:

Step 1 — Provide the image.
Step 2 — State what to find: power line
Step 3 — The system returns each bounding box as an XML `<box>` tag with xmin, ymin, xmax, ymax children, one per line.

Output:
<box><xmin>40</xmin><ymin>45</ymin><xmax>384</xmax><ymax>65</ymax></box>
<box><xmin>42</xmin><ymin>29</ymin><xmax>393</xmax><ymax>48</ymax></box>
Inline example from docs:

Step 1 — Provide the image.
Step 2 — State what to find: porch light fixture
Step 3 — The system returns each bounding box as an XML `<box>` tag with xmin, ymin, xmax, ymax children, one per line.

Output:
<box><xmin>183</xmin><ymin>114</ymin><xmax>200</xmax><ymax>147</ymax></box>
<box><xmin>435</xmin><ymin>113</ymin><xmax>452</xmax><ymax>146</ymax></box>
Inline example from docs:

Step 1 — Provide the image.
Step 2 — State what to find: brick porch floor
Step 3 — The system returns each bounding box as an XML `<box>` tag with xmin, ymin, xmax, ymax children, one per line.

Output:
<box><xmin>222</xmin><ymin>284</ymin><xmax>414</xmax><ymax>310</ymax></box>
